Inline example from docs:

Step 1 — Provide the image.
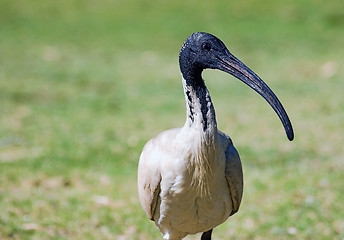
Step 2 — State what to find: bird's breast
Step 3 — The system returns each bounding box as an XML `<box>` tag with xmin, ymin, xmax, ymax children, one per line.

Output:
<box><xmin>158</xmin><ymin>164</ymin><xmax>232</xmax><ymax>234</ymax></box>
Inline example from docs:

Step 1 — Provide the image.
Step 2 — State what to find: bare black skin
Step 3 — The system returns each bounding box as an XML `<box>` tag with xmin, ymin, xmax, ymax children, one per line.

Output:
<box><xmin>179</xmin><ymin>32</ymin><xmax>294</xmax><ymax>141</ymax></box>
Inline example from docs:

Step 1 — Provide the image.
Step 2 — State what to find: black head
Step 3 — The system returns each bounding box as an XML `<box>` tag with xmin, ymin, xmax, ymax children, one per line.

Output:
<box><xmin>179</xmin><ymin>32</ymin><xmax>294</xmax><ymax>141</ymax></box>
<box><xmin>179</xmin><ymin>32</ymin><xmax>230</xmax><ymax>74</ymax></box>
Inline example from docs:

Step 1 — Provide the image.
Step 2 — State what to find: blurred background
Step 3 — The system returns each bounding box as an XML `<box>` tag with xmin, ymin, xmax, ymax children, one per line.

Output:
<box><xmin>1</xmin><ymin>0</ymin><xmax>344</xmax><ymax>239</ymax></box>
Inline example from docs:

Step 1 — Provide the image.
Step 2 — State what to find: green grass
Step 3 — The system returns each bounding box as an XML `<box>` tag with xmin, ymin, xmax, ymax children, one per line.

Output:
<box><xmin>1</xmin><ymin>0</ymin><xmax>344</xmax><ymax>239</ymax></box>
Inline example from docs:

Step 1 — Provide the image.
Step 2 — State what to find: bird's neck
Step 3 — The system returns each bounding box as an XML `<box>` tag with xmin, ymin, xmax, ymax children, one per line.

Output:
<box><xmin>182</xmin><ymin>73</ymin><xmax>218</xmax><ymax>197</ymax></box>
<box><xmin>182</xmin><ymin>73</ymin><xmax>217</xmax><ymax>135</ymax></box>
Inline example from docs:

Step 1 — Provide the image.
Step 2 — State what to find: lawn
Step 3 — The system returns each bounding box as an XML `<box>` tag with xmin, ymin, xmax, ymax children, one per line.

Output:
<box><xmin>1</xmin><ymin>0</ymin><xmax>344</xmax><ymax>239</ymax></box>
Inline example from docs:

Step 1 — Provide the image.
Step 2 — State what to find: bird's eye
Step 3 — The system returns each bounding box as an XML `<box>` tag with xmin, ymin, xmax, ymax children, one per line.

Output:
<box><xmin>202</xmin><ymin>42</ymin><xmax>211</xmax><ymax>51</ymax></box>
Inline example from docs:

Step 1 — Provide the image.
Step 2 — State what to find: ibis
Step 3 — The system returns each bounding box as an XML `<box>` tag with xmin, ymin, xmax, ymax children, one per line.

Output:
<box><xmin>138</xmin><ymin>32</ymin><xmax>294</xmax><ymax>240</ymax></box>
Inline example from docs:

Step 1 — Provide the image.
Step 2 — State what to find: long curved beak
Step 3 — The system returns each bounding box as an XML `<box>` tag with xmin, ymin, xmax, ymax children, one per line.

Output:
<box><xmin>216</xmin><ymin>51</ymin><xmax>294</xmax><ymax>141</ymax></box>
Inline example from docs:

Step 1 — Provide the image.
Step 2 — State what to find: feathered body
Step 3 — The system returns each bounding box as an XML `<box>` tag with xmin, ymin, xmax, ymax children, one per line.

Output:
<box><xmin>138</xmin><ymin>32</ymin><xmax>293</xmax><ymax>240</ymax></box>
<box><xmin>138</xmin><ymin>76</ymin><xmax>243</xmax><ymax>239</ymax></box>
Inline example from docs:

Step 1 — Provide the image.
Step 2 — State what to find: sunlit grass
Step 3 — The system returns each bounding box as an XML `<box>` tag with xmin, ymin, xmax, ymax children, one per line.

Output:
<box><xmin>1</xmin><ymin>0</ymin><xmax>344</xmax><ymax>239</ymax></box>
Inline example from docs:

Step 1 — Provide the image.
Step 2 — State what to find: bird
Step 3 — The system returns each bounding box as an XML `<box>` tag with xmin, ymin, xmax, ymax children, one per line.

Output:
<box><xmin>137</xmin><ymin>32</ymin><xmax>294</xmax><ymax>240</ymax></box>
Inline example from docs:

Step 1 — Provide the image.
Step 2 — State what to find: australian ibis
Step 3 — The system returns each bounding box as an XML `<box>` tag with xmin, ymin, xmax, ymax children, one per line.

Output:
<box><xmin>138</xmin><ymin>32</ymin><xmax>294</xmax><ymax>240</ymax></box>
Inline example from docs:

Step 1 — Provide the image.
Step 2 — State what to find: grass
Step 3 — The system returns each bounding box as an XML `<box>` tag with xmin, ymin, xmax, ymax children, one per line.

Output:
<box><xmin>1</xmin><ymin>0</ymin><xmax>344</xmax><ymax>239</ymax></box>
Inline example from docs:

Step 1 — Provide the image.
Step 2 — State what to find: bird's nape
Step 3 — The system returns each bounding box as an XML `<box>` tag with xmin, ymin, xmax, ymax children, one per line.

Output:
<box><xmin>179</xmin><ymin>32</ymin><xmax>294</xmax><ymax>141</ymax></box>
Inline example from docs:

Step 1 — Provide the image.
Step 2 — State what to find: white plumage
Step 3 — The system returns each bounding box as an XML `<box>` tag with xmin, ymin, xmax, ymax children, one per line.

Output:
<box><xmin>138</xmin><ymin>32</ymin><xmax>293</xmax><ymax>240</ymax></box>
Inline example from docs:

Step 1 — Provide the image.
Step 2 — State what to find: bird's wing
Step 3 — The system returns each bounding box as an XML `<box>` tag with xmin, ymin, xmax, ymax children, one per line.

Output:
<box><xmin>224</xmin><ymin>141</ymin><xmax>243</xmax><ymax>216</ymax></box>
<box><xmin>137</xmin><ymin>138</ymin><xmax>162</xmax><ymax>221</ymax></box>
